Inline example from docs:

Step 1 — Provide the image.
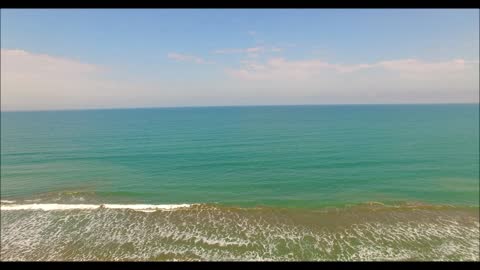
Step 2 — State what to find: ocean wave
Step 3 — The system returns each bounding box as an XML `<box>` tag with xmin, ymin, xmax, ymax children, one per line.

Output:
<box><xmin>0</xmin><ymin>199</ymin><xmax>477</xmax><ymax>213</ymax></box>
<box><xmin>0</xmin><ymin>200</ymin><xmax>16</xmax><ymax>204</ymax></box>
<box><xmin>0</xmin><ymin>203</ymin><xmax>196</xmax><ymax>212</ymax></box>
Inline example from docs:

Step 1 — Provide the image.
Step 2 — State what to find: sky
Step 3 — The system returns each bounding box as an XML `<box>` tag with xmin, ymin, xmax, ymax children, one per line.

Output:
<box><xmin>1</xmin><ymin>9</ymin><xmax>479</xmax><ymax>111</ymax></box>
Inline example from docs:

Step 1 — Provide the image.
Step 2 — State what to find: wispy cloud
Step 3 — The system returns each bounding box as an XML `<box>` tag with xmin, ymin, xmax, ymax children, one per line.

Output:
<box><xmin>375</xmin><ymin>59</ymin><xmax>469</xmax><ymax>73</ymax></box>
<box><xmin>227</xmin><ymin>57</ymin><xmax>478</xmax><ymax>80</ymax></box>
<box><xmin>213</xmin><ymin>47</ymin><xmax>262</xmax><ymax>54</ymax></box>
<box><xmin>1</xmin><ymin>49</ymin><xmax>183</xmax><ymax>111</ymax></box>
<box><xmin>213</xmin><ymin>46</ymin><xmax>282</xmax><ymax>56</ymax></box>
<box><xmin>1</xmin><ymin>49</ymin><xmax>117</xmax><ymax>110</ymax></box>
<box><xmin>167</xmin><ymin>52</ymin><xmax>210</xmax><ymax>64</ymax></box>
<box><xmin>224</xmin><ymin>56</ymin><xmax>479</xmax><ymax>104</ymax></box>
<box><xmin>2</xmin><ymin>49</ymin><xmax>102</xmax><ymax>74</ymax></box>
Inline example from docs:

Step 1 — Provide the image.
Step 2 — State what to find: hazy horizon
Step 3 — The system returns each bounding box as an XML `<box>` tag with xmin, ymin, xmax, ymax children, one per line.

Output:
<box><xmin>1</xmin><ymin>101</ymin><xmax>479</xmax><ymax>113</ymax></box>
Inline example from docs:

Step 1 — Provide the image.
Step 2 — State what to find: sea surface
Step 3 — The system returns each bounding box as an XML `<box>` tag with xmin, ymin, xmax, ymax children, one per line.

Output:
<box><xmin>1</xmin><ymin>104</ymin><xmax>479</xmax><ymax>261</ymax></box>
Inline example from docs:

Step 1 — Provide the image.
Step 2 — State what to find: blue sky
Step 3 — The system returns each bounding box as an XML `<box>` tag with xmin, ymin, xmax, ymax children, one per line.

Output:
<box><xmin>1</xmin><ymin>9</ymin><xmax>479</xmax><ymax>110</ymax></box>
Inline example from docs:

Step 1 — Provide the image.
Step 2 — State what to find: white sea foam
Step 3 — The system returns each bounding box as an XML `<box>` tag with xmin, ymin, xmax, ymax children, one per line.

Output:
<box><xmin>103</xmin><ymin>204</ymin><xmax>193</xmax><ymax>212</ymax></box>
<box><xmin>0</xmin><ymin>200</ymin><xmax>16</xmax><ymax>204</ymax></box>
<box><xmin>0</xmin><ymin>203</ymin><xmax>194</xmax><ymax>212</ymax></box>
<box><xmin>24</xmin><ymin>199</ymin><xmax>41</xmax><ymax>202</ymax></box>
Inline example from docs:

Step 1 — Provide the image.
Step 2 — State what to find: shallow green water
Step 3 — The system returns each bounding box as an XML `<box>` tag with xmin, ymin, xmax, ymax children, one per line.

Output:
<box><xmin>2</xmin><ymin>104</ymin><xmax>479</xmax><ymax>207</ymax></box>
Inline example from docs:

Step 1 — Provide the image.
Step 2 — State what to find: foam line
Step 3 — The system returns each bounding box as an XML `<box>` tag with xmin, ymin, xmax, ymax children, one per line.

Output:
<box><xmin>0</xmin><ymin>200</ymin><xmax>16</xmax><ymax>204</ymax></box>
<box><xmin>0</xmin><ymin>203</ymin><xmax>194</xmax><ymax>212</ymax></box>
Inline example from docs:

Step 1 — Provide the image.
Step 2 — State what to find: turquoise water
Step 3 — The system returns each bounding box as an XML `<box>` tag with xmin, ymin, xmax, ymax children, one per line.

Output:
<box><xmin>1</xmin><ymin>104</ymin><xmax>479</xmax><ymax>261</ymax></box>
<box><xmin>2</xmin><ymin>104</ymin><xmax>479</xmax><ymax>207</ymax></box>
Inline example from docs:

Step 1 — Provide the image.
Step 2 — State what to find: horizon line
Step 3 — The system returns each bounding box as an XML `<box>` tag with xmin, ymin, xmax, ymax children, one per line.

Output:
<box><xmin>1</xmin><ymin>102</ymin><xmax>479</xmax><ymax>113</ymax></box>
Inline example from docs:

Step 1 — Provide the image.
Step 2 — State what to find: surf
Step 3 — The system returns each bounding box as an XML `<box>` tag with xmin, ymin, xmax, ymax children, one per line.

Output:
<box><xmin>0</xmin><ymin>203</ymin><xmax>195</xmax><ymax>212</ymax></box>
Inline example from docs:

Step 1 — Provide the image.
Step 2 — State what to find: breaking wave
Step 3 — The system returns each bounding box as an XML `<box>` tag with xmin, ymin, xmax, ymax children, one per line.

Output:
<box><xmin>1</xmin><ymin>203</ymin><xmax>195</xmax><ymax>212</ymax></box>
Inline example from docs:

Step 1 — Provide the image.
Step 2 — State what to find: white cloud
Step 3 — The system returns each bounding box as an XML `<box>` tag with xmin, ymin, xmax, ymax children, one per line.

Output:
<box><xmin>245</xmin><ymin>47</ymin><xmax>262</xmax><ymax>53</ymax></box>
<box><xmin>1</xmin><ymin>49</ymin><xmax>189</xmax><ymax>111</ymax></box>
<box><xmin>227</xmin><ymin>57</ymin><xmax>479</xmax><ymax>80</ymax></box>
<box><xmin>213</xmin><ymin>46</ymin><xmax>281</xmax><ymax>56</ymax></box>
<box><xmin>213</xmin><ymin>47</ymin><xmax>261</xmax><ymax>54</ymax></box>
<box><xmin>2</xmin><ymin>49</ymin><xmax>101</xmax><ymax>75</ymax></box>
<box><xmin>213</xmin><ymin>46</ymin><xmax>283</xmax><ymax>61</ymax></box>
<box><xmin>225</xmin><ymin>57</ymin><xmax>479</xmax><ymax>104</ymax></box>
<box><xmin>375</xmin><ymin>59</ymin><xmax>468</xmax><ymax>73</ymax></box>
<box><xmin>167</xmin><ymin>52</ymin><xmax>210</xmax><ymax>64</ymax></box>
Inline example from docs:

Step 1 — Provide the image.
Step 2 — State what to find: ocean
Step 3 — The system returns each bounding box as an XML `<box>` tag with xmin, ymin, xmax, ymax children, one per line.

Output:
<box><xmin>1</xmin><ymin>104</ymin><xmax>479</xmax><ymax>261</ymax></box>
